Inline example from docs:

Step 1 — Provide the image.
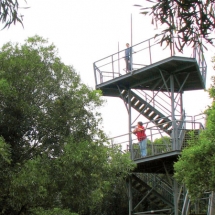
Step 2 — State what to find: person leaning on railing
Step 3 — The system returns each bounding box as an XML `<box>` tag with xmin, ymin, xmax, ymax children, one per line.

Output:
<box><xmin>132</xmin><ymin>121</ymin><xmax>147</xmax><ymax>157</ymax></box>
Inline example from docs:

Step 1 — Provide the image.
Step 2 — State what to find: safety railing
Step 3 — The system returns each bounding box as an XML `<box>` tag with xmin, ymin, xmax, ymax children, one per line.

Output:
<box><xmin>133</xmin><ymin>89</ymin><xmax>182</xmax><ymax>119</ymax></box>
<box><xmin>136</xmin><ymin>173</ymin><xmax>174</xmax><ymax>204</ymax></box>
<box><xmin>193</xmin><ymin>45</ymin><xmax>207</xmax><ymax>85</ymax></box>
<box><xmin>93</xmin><ymin>34</ymin><xmax>207</xmax><ymax>86</ymax></box>
<box><xmin>181</xmin><ymin>191</ymin><xmax>213</xmax><ymax>215</ymax></box>
<box><xmin>109</xmin><ymin>115</ymin><xmax>205</xmax><ymax>161</ymax></box>
<box><xmin>177</xmin><ymin>111</ymin><xmax>187</xmax><ymax>149</ymax></box>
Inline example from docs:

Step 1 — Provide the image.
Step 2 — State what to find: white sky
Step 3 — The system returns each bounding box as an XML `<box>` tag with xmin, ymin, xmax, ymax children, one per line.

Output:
<box><xmin>0</xmin><ymin>0</ymin><xmax>214</xmax><ymax>138</ymax></box>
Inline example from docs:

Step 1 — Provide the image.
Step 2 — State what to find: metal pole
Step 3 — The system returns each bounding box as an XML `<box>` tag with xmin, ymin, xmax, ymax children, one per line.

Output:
<box><xmin>128</xmin><ymin>175</ymin><xmax>133</xmax><ymax>215</ymax></box>
<box><xmin>174</xmin><ymin>179</ymin><xmax>179</xmax><ymax>215</ymax></box>
<box><xmin>112</xmin><ymin>55</ymin><xmax>114</xmax><ymax>79</ymax></box>
<box><xmin>171</xmin><ymin>74</ymin><xmax>179</xmax><ymax>215</ymax></box>
<box><xmin>128</xmin><ymin>89</ymin><xmax>133</xmax><ymax>159</ymax></box>
<box><xmin>180</xmin><ymin>92</ymin><xmax>183</xmax><ymax>115</ymax></box>
<box><xmin>93</xmin><ymin>63</ymin><xmax>97</xmax><ymax>86</ymax></box>
<box><xmin>170</xmin><ymin>75</ymin><xmax>178</xmax><ymax>150</ymax></box>
<box><xmin>131</xmin><ymin>14</ymin><xmax>133</xmax><ymax>47</ymax></box>
<box><xmin>130</xmin><ymin>14</ymin><xmax>133</xmax><ymax>71</ymax></box>
<box><xmin>149</xmin><ymin>39</ymin><xmax>152</xmax><ymax>64</ymax></box>
<box><xmin>118</xmin><ymin>42</ymin><xmax>120</xmax><ymax>76</ymax></box>
<box><xmin>208</xmin><ymin>191</ymin><xmax>215</xmax><ymax>215</ymax></box>
<box><xmin>128</xmin><ymin>89</ymin><xmax>133</xmax><ymax>215</ymax></box>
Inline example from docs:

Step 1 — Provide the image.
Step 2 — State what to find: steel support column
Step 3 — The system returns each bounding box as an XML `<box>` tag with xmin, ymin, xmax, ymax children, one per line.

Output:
<box><xmin>208</xmin><ymin>191</ymin><xmax>215</xmax><ymax>215</ymax></box>
<box><xmin>128</xmin><ymin>175</ymin><xmax>133</xmax><ymax>215</ymax></box>
<box><xmin>128</xmin><ymin>89</ymin><xmax>133</xmax><ymax>215</ymax></box>
<box><xmin>170</xmin><ymin>75</ymin><xmax>178</xmax><ymax>150</ymax></box>
<box><xmin>173</xmin><ymin>179</ymin><xmax>179</xmax><ymax>215</ymax></box>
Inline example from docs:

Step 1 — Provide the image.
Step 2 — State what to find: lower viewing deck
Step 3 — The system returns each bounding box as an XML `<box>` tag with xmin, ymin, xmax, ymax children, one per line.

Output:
<box><xmin>113</xmin><ymin>117</ymin><xmax>204</xmax><ymax>174</ymax></box>
<box><xmin>133</xmin><ymin>150</ymin><xmax>180</xmax><ymax>174</ymax></box>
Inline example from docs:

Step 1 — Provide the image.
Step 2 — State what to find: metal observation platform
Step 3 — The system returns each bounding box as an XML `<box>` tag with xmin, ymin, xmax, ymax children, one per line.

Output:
<box><xmin>93</xmin><ymin>35</ymin><xmax>213</xmax><ymax>215</ymax></box>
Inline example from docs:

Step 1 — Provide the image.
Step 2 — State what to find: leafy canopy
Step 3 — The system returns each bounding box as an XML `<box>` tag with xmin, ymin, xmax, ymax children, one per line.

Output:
<box><xmin>136</xmin><ymin>0</ymin><xmax>215</xmax><ymax>52</ymax></box>
<box><xmin>0</xmin><ymin>35</ymin><xmax>135</xmax><ymax>215</ymax></box>
<box><xmin>0</xmin><ymin>35</ymin><xmax>105</xmax><ymax>163</ymax></box>
<box><xmin>174</xmin><ymin>57</ymin><xmax>215</xmax><ymax>198</ymax></box>
<box><xmin>0</xmin><ymin>0</ymin><xmax>29</xmax><ymax>29</ymax></box>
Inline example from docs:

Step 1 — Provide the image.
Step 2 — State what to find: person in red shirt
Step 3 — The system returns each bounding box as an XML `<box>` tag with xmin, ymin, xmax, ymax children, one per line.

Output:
<box><xmin>132</xmin><ymin>121</ymin><xmax>147</xmax><ymax>157</ymax></box>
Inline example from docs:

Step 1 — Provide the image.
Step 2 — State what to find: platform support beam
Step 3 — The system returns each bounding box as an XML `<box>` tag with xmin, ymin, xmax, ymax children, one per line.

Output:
<box><xmin>128</xmin><ymin>89</ymin><xmax>133</xmax><ymax>160</ymax></box>
<box><xmin>170</xmin><ymin>74</ymin><xmax>178</xmax><ymax>150</ymax></box>
<box><xmin>128</xmin><ymin>175</ymin><xmax>133</xmax><ymax>215</ymax></box>
<box><xmin>174</xmin><ymin>179</ymin><xmax>179</xmax><ymax>215</ymax></box>
<box><xmin>128</xmin><ymin>89</ymin><xmax>133</xmax><ymax>215</ymax></box>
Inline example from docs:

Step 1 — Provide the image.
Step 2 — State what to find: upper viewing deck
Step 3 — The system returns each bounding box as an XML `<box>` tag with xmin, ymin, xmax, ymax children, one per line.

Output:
<box><xmin>93</xmin><ymin>35</ymin><xmax>207</xmax><ymax>97</ymax></box>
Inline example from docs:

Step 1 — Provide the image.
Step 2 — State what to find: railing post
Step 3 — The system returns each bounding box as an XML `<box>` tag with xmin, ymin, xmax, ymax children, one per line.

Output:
<box><xmin>128</xmin><ymin>89</ymin><xmax>133</xmax><ymax>160</ymax></box>
<box><xmin>117</xmin><ymin>43</ymin><xmax>120</xmax><ymax>76</ymax></box>
<box><xmin>130</xmin><ymin>52</ymin><xmax>133</xmax><ymax>72</ymax></box>
<box><xmin>151</xmin><ymin>141</ymin><xmax>154</xmax><ymax>156</ymax></box>
<box><xmin>100</xmin><ymin>72</ymin><xmax>103</xmax><ymax>84</ymax></box>
<box><xmin>150</xmin><ymin>128</ymin><xmax>154</xmax><ymax>155</ymax></box>
<box><xmin>201</xmin><ymin>46</ymin><xmax>204</xmax><ymax>78</ymax></box>
<box><xmin>93</xmin><ymin>63</ymin><xmax>97</xmax><ymax>86</ymax></box>
<box><xmin>193</xmin><ymin>44</ymin><xmax>196</xmax><ymax>58</ymax></box>
<box><xmin>148</xmin><ymin>39</ymin><xmax>152</xmax><ymax>64</ymax></box>
<box><xmin>198</xmin><ymin>47</ymin><xmax>201</xmax><ymax>66</ymax></box>
<box><xmin>111</xmin><ymin>55</ymin><xmax>114</xmax><ymax>79</ymax></box>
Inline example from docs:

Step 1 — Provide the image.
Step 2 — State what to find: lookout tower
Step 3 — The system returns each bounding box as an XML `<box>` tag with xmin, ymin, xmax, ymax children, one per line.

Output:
<box><xmin>93</xmin><ymin>35</ymin><xmax>212</xmax><ymax>214</ymax></box>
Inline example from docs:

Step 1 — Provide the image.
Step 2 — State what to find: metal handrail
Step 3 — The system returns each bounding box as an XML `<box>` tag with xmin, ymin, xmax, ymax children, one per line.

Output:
<box><xmin>136</xmin><ymin>173</ymin><xmax>174</xmax><ymax>204</ymax></box>
<box><xmin>93</xmin><ymin>34</ymin><xmax>207</xmax><ymax>86</ymax></box>
<box><xmin>135</xmin><ymin>89</ymin><xmax>181</xmax><ymax>118</ymax></box>
<box><xmin>108</xmin><ymin>118</ymin><xmax>205</xmax><ymax>160</ymax></box>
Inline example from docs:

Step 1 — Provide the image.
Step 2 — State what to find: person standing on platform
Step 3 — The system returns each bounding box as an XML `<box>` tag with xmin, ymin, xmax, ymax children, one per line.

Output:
<box><xmin>133</xmin><ymin>121</ymin><xmax>147</xmax><ymax>157</ymax></box>
<box><xmin>124</xmin><ymin>43</ymin><xmax>132</xmax><ymax>73</ymax></box>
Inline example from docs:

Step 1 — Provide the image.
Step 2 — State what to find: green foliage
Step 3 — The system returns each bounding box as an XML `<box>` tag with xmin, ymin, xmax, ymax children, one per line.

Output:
<box><xmin>0</xmin><ymin>0</ymin><xmax>29</xmax><ymax>29</ymax></box>
<box><xmin>174</xmin><ymin>132</ymin><xmax>214</xmax><ymax>198</ymax></box>
<box><xmin>0</xmin><ymin>137</ymin><xmax>11</xmax><ymax>164</ymax></box>
<box><xmin>153</xmin><ymin>136</ymin><xmax>170</xmax><ymax>145</ymax></box>
<box><xmin>0</xmin><ymin>36</ymin><xmax>134</xmax><ymax>215</ymax></box>
<box><xmin>136</xmin><ymin>0</ymin><xmax>215</xmax><ymax>52</ymax></box>
<box><xmin>1</xmin><ymin>138</ymin><xmax>134</xmax><ymax>214</ymax></box>
<box><xmin>0</xmin><ymin>35</ymin><xmax>104</xmax><ymax>163</ymax></box>
<box><xmin>174</xmin><ymin>57</ymin><xmax>215</xmax><ymax>198</ymax></box>
<box><xmin>32</xmin><ymin>208</ymin><xmax>78</xmax><ymax>215</ymax></box>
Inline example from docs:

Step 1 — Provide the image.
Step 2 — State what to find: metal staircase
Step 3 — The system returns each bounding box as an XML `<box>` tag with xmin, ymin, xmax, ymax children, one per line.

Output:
<box><xmin>120</xmin><ymin>90</ymin><xmax>172</xmax><ymax>135</ymax></box>
<box><xmin>130</xmin><ymin>173</ymin><xmax>174</xmax><ymax>214</ymax></box>
<box><xmin>131</xmin><ymin>173</ymin><xmax>212</xmax><ymax>215</ymax></box>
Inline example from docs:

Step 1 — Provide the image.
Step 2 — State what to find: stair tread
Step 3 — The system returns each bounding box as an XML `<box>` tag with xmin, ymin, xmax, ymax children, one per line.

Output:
<box><xmin>121</xmin><ymin>90</ymin><xmax>172</xmax><ymax>135</ymax></box>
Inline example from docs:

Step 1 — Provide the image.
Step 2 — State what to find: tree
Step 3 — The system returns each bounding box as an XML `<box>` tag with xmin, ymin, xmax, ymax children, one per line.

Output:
<box><xmin>135</xmin><ymin>0</ymin><xmax>215</xmax><ymax>52</ymax></box>
<box><xmin>174</xmin><ymin>56</ymin><xmax>215</xmax><ymax>198</ymax></box>
<box><xmin>0</xmin><ymin>35</ymin><xmax>104</xmax><ymax>163</ymax></box>
<box><xmin>153</xmin><ymin>136</ymin><xmax>170</xmax><ymax>145</ymax></box>
<box><xmin>2</xmin><ymin>137</ymin><xmax>133</xmax><ymax>215</ymax></box>
<box><xmin>0</xmin><ymin>0</ymin><xmax>28</xmax><ymax>29</ymax></box>
<box><xmin>0</xmin><ymin>36</ymin><xmax>135</xmax><ymax>214</ymax></box>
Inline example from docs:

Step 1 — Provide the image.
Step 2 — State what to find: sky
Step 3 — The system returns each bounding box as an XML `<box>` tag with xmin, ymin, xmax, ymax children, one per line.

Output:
<box><xmin>0</xmin><ymin>0</ymin><xmax>214</xmax><ymax>138</ymax></box>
